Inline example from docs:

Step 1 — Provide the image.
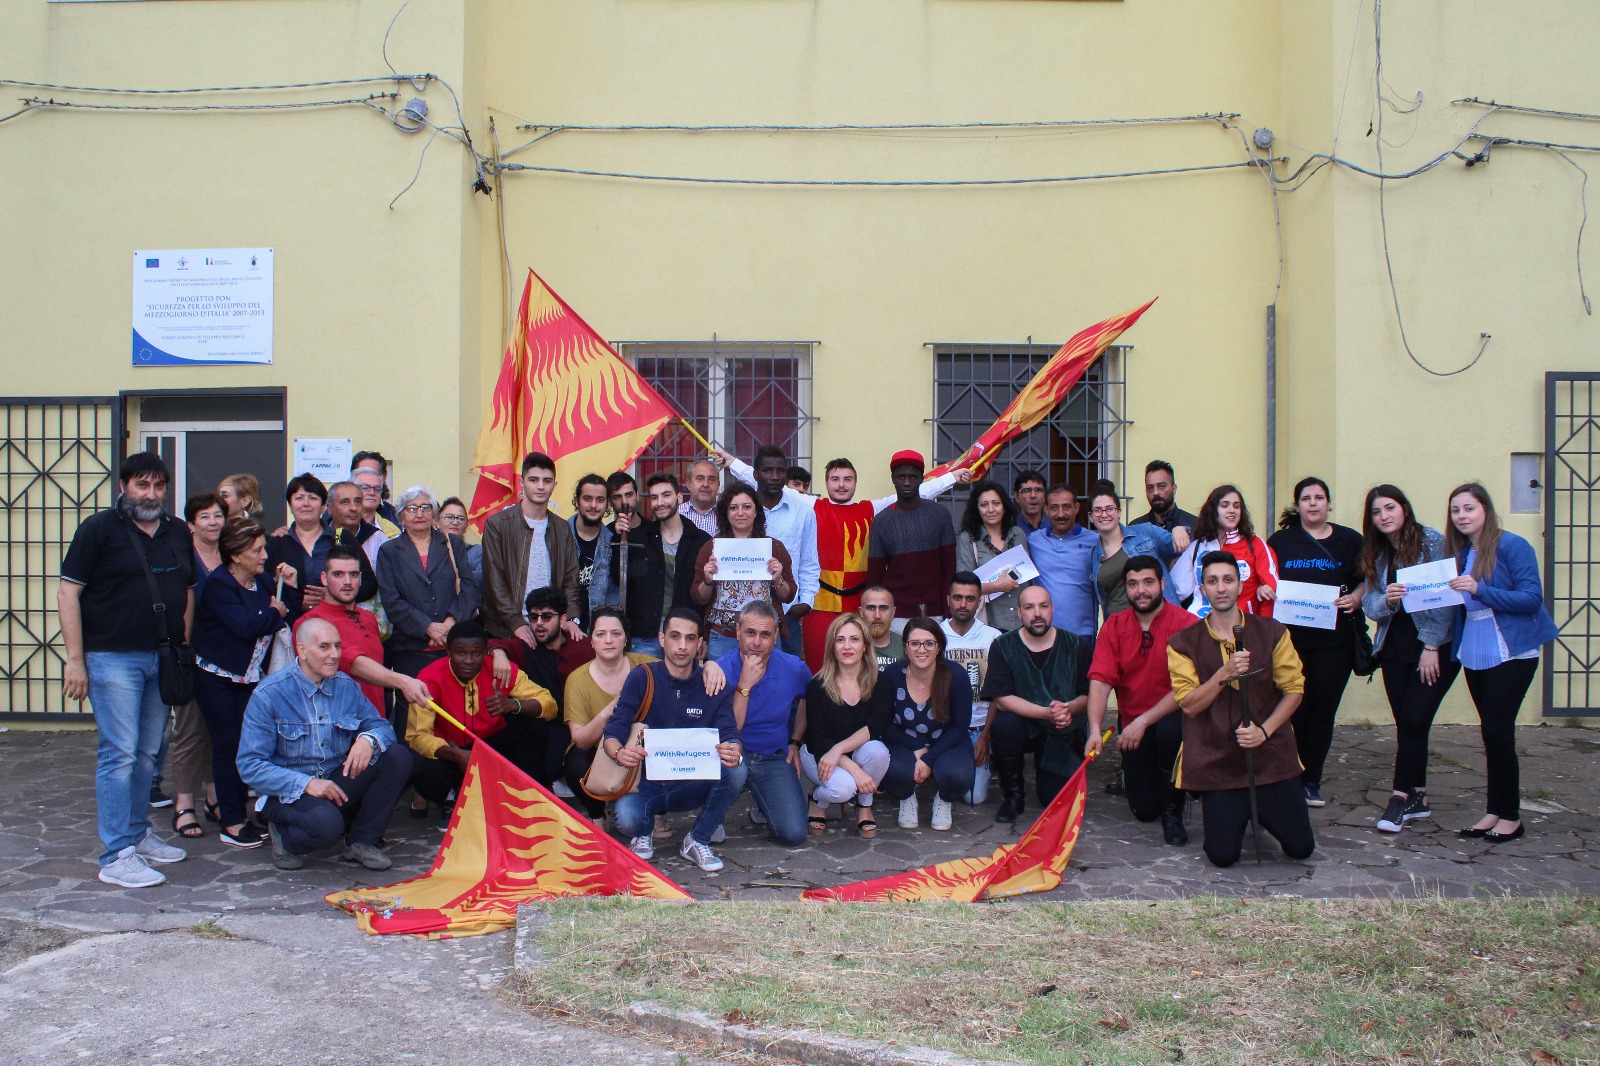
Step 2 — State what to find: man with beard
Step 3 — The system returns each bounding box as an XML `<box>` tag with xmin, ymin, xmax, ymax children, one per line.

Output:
<box><xmin>1084</xmin><ymin>556</ymin><xmax>1195</xmax><ymax>845</ymax></box>
<box><xmin>868</xmin><ymin>451</ymin><xmax>957</xmax><ymax>620</ymax></box>
<box><xmin>940</xmin><ymin>572</ymin><xmax>1001</xmax><ymax>805</ymax></box>
<box><xmin>59</xmin><ymin>452</ymin><xmax>195</xmax><ymax>887</ymax></box>
<box><xmin>610</xmin><ymin>472</ymin><xmax>711</xmax><ymax>655</ymax></box>
<box><xmin>588</xmin><ymin>471</ymin><xmax>641</xmax><ymax>619</ymax></box>
<box><xmin>980</xmin><ymin>585</ymin><xmax>1091</xmax><ymax>823</ymax></box>
<box><xmin>490</xmin><ymin>585</ymin><xmax>596</xmax><ymax>717</ymax></box>
<box><xmin>294</xmin><ymin>546</ymin><xmax>432</xmax><ymax>715</ymax></box>
<box><xmin>1130</xmin><ymin>460</ymin><xmax>1198</xmax><ymax>534</ymax></box>
<box><xmin>859</xmin><ymin>585</ymin><xmax>903</xmax><ymax>668</ymax></box>
<box><xmin>567</xmin><ymin>474</ymin><xmax>610</xmax><ymax>633</ymax></box>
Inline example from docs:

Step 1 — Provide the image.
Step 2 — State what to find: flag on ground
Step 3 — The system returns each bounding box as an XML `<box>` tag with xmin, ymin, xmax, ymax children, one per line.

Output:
<box><xmin>926</xmin><ymin>299</ymin><xmax>1156</xmax><ymax>480</ymax></box>
<box><xmin>467</xmin><ymin>268</ymin><xmax>676</xmax><ymax>530</ymax></box>
<box><xmin>327</xmin><ymin>742</ymin><xmax>690</xmax><ymax>938</ymax></box>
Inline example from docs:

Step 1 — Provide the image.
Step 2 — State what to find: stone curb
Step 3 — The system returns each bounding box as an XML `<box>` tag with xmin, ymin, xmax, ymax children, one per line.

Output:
<box><xmin>514</xmin><ymin>905</ymin><xmax>1015</xmax><ymax>1066</ymax></box>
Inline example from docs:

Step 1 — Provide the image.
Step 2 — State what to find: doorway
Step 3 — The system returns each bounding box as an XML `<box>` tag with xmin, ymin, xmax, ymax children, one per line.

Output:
<box><xmin>124</xmin><ymin>389</ymin><xmax>288</xmax><ymax>529</ymax></box>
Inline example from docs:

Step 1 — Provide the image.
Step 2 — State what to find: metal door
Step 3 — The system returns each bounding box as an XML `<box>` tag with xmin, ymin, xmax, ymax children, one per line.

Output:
<box><xmin>1545</xmin><ymin>372</ymin><xmax>1600</xmax><ymax>716</ymax></box>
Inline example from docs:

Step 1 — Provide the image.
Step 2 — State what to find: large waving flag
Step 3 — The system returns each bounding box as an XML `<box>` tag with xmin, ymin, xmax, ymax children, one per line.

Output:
<box><xmin>327</xmin><ymin>742</ymin><xmax>690</xmax><ymax>939</ymax></box>
<box><xmin>468</xmin><ymin>269</ymin><xmax>676</xmax><ymax>530</ymax></box>
<box><xmin>802</xmin><ymin>742</ymin><xmax>1100</xmax><ymax>902</ymax></box>
<box><xmin>926</xmin><ymin>299</ymin><xmax>1156</xmax><ymax>480</ymax></box>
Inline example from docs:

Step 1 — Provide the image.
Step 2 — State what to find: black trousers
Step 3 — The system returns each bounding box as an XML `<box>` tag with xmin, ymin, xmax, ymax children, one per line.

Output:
<box><xmin>1198</xmin><ymin>777</ymin><xmax>1316</xmax><ymax>868</ymax></box>
<box><xmin>562</xmin><ymin>745</ymin><xmax>606</xmax><ymax>818</ymax></box>
<box><xmin>263</xmin><ymin>746</ymin><xmax>411</xmax><ymax>853</ymax></box>
<box><xmin>192</xmin><ymin>670</ymin><xmax>255</xmax><ymax>829</ymax></box>
<box><xmin>1381</xmin><ymin>656</ymin><xmax>1461</xmax><ymax>795</ymax></box>
<box><xmin>1293</xmin><ymin>642</ymin><xmax>1354</xmax><ymax>787</ymax></box>
<box><xmin>412</xmin><ymin>716</ymin><xmax>562</xmax><ymax>803</ymax></box>
<box><xmin>1120</xmin><ymin>712</ymin><xmax>1183</xmax><ymax>822</ymax></box>
<box><xmin>988</xmin><ymin>710</ymin><xmax>1082</xmax><ymax>805</ymax></box>
<box><xmin>1464</xmin><ymin>657</ymin><xmax>1539</xmax><ymax>820</ymax></box>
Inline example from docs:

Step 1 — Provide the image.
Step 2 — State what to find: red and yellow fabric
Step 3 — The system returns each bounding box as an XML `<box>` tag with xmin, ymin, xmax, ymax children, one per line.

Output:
<box><xmin>801</xmin><ymin>736</ymin><xmax>1104</xmax><ymax>902</ymax></box>
<box><xmin>406</xmin><ymin>657</ymin><xmax>556</xmax><ymax>760</ymax></box>
<box><xmin>926</xmin><ymin>300</ymin><xmax>1157</xmax><ymax>480</ymax></box>
<box><xmin>468</xmin><ymin>269</ymin><xmax>676</xmax><ymax>531</ymax></box>
<box><xmin>327</xmin><ymin>737</ymin><xmax>690</xmax><ymax>939</ymax></box>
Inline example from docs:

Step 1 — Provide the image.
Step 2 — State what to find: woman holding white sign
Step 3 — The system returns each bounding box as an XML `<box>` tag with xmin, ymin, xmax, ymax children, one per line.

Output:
<box><xmin>1359</xmin><ymin>484</ymin><xmax>1459</xmax><ymax>835</ymax></box>
<box><xmin>691</xmin><ymin>483</ymin><xmax>796</xmax><ymax>661</ymax></box>
<box><xmin>1444</xmin><ymin>483</ymin><xmax>1560</xmax><ymax>844</ymax></box>
<box><xmin>956</xmin><ymin>481</ymin><xmax>1030</xmax><ymax>631</ymax></box>
<box><xmin>1268</xmin><ymin>477</ymin><xmax>1366</xmax><ymax>808</ymax></box>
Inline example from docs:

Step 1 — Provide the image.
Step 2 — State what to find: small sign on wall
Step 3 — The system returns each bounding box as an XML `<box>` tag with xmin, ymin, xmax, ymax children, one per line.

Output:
<box><xmin>294</xmin><ymin>438</ymin><xmax>353</xmax><ymax>486</ymax></box>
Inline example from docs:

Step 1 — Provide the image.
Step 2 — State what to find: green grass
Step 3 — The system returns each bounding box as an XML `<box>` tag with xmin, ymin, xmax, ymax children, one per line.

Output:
<box><xmin>507</xmin><ymin>896</ymin><xmax>1600</xmax><ymax>1066</ymax></box>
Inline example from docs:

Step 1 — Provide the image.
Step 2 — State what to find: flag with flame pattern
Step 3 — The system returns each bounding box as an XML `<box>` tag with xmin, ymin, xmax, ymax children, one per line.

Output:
<box><xmin>326</xmin><ymin>743</ymin><xmax>690</xmax><ymax>939</ymax></box>
<box><xmin>467</xmin><ymin>269</ymin><xmax>676</xmax><ymax>530</ymax></box>
<box><xmin>925</xmin><ymin>299</ymin><xmax>1157</xmax><ymax>481</ymax></box>
<box><xmin>800</xmin><ymin>743</ymin><xmax>1098</xmax><ymax>902</ymax></box>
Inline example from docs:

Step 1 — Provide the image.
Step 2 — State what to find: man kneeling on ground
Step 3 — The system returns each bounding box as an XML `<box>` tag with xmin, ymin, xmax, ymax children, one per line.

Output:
<box><xmin>237</xmin><ymin>616</ymin><xmax>409</xmax><ymax>871</ymax></box>
<box><xmin>604</xmin><ymin>608</ymin><xmax>746</xmax><ymax>871</ymax></box>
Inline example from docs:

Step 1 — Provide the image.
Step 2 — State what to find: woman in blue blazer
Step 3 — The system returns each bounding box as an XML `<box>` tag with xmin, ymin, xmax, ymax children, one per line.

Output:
<box><xmin>1444</xmin><ymin>483</ymin><xmax>1560</xmax><ymax>843</ymax></box>
<box><xmin>192</xmin><ymin>515</ymin><xmax>289</xmax><ymax>849</ymax></box>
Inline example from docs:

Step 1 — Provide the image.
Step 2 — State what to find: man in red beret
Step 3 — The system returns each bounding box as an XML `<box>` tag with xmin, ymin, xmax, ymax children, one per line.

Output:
<box><xmin>866</xmin><ymin>451</ymin><xmax>958</xmax><ymax>618</ymax></box>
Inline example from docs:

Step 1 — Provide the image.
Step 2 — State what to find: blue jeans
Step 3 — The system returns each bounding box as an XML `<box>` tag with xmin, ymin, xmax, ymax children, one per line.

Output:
<box><xmin>706</xmin><ymin>632</ymin><xmax>738</xmax><ymax>661</ymax></box>
<box><xmin>743</xmin><ymin>750</ymin><xmax>810</xmax><ymax>846</ymax></box>
<box><xmin>779</xmin><ymin>621</ymin><xmax>804</xmax><ymax>660</ymax></box>
<box><xmin>86</xmin><ymin>650</ymin><xmax>168</xmax><ymax>865</ymax></box>
<box><xmin>613</xmin><ymin>760</ymin><xmax>749</xmax><ymax>845</ymax></box>
<box><xmin>629</xmin><ymin>637</ymin><xmax>663</xmax><ymax>658</ymax></box>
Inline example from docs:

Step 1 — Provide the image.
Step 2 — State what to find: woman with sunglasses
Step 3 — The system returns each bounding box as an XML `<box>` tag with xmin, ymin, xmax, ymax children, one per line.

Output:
<box><xmin>877</xmin><ymin>618</ymin><xmax>975</xmax><ymax>831</ymax></box>
<box><xmin>1444</xmin><ymin>483</ymin><xmax>1560</xmax><ymax>844</ymax></box>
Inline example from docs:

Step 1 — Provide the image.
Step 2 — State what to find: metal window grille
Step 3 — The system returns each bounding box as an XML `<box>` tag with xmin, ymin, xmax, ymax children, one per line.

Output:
<box><xmin>1544</xmin><ymin>372</ymin><xmax>1600</xmax><ymax>715</ymax></box>
<box><xmin>1</xmin><ymin>398</ymin><xmax>119</xmax><ymax>719</ymax></box>
<box><xmin>618</xmin><ymin>340</ymin><xmax>816</xmax><ymax>476</ymax></box>
<box><xmin>929</xmin><ymin>342</ymin><xmax>1130</xmax><ymax>515</ymax></box>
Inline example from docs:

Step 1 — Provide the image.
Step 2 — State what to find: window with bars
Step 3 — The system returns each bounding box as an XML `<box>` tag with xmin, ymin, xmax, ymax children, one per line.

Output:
<box><xmin>930</xmin><ymin>342</ymin><xmax>1130</xmax><ymax>512</ymax></box>
<box><xmin>618</xmin><ymin>340</ymin><xmax>816</xmax><ymax>477</ymax></box>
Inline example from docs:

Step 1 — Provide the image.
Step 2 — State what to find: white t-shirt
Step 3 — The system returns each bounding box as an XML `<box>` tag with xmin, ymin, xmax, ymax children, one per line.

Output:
<box><xmin>940</xmin><ymin>618</ymin><xmax>1002</xmax><ymax>729</ymax></box>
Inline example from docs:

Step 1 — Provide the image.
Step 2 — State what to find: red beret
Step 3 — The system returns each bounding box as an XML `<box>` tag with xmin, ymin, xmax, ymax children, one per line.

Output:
<box><xmin>889</xmin><ymin>450</ymin><xmax>926</xmax><ymax>472</ymax></box>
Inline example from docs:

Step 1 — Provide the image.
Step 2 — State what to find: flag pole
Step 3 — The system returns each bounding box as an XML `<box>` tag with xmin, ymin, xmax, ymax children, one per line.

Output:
<box><xmin>426</xmin><ymin>699</ymin><xmax>485</xmax><ymax>745</ymax></box>
<box><xmin>677</xmin><ymin>416</ymin><xmax>716</xmax><ymax>454</ymax></box>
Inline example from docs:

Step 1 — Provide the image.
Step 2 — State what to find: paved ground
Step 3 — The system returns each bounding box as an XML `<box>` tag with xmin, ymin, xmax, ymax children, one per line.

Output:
<box><xmin>1</xmin><ymin>721</ymin><xmax>1596</xmax><ymax>923</ymax></box>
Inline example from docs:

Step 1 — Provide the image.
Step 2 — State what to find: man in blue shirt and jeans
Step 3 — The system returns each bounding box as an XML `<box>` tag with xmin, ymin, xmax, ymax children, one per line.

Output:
<box><xmin>237</xmin><ymin>616</ymin><xmax>408</xmax><ymax>872</ymax></box>
<box><xmin>1028</xmin><ymin>484</ymin><xmax>1100</xmax><ymax>652</ymax></box>
<box><xmin>715</xmin><ymin>600</ymin><xmax>812</xmax><ymax>847</ymax></box>
<box><xmin>606</xmin><ymin>608</ymin><xmax>746</xmax><ymax>871</ymax></box>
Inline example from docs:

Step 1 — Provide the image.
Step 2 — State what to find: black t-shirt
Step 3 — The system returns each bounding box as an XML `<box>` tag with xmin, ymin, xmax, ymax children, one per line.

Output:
<box><xmin>573</xmin><ymin>533</ymin><xmax>599</xmax><ymax>631</ymax></box>
<box><xmin>60</xmin><ymin>506</ymin><xmax>195</xmax><ymax>652</ymax></box>
<box><xmin>801</xmin><ymin>675</ymin><xmax>892</xmax><ymax>758</ymax></box>
<box><xmin>1267</xmin><ymin>523</ymin><xmax>1365</xmax><ymax>650</ymax></box>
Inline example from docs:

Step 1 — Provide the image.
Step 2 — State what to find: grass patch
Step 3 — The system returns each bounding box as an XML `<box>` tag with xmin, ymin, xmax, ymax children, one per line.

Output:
<box><xmin>186</xmin><ymin>919</ymin><xmax>240</xmax><ymax>940</ymax></box>
<box><xmin>507</xmin><ymin>897</ymin><xmax>1599</xmax><ymax>1066</ymax></box>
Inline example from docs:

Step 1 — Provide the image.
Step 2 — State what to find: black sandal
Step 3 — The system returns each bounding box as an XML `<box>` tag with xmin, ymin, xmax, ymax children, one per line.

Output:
<box><xmin>855</xmin><ymin>799</ymin><xmax>877</xmax><ymax>838</ymax></box>
<box><xmin>172</xmin><ymin>808</ymin><xmax>205</xmax><ymax>839</ymax></box>
<box><xmin>202</xmin><ymin>800</ymin><xmax>220</xmax><ymax>825</ymax></box>
<box><xmin>808</xmin><ymin>808</ymin><xmax>828</xmax><ymax>835</ymax></box>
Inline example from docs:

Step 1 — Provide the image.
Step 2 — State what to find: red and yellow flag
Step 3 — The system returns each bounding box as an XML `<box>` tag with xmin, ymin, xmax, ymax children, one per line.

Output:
<box><xmin>468</xmin><ymin>269</ymin><xmax>676</xmax><ymax>530</ymax></box>
<box><xmin>926</xmin><ymin>299</ymin><xmax>1157</xmax><ymax>481</ymax></box>
<box><xmin>801</xmin><ymin>743</ymin><xmax>1099</xmax><ymax>903</ymax></box>
<box><xmin>326</xmin><ymin>743</ymin><xmax>690</xmax><ymax>939</ymax></box>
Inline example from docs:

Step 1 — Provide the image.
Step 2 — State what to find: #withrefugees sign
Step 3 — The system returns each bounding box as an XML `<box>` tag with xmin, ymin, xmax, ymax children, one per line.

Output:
<box><xmin>133</xmin><ymin>248</ymin><xmax>274</xmax><ymax>366</ymax></box>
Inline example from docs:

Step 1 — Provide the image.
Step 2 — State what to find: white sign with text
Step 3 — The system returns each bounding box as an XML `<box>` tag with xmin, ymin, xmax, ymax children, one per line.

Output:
<box><xmin>133</xmin><ymin>248</ymin><xmax>274</xmax><ymax>365</ymax></box>
<box><xmin>1397</xmin><ymin>559</ymin><xmax>1465</xmax><ymax>613</ymax></box>
<box><xmin>1274</xmin><ymin>580</ymin><xmax>1339</xmax><ymax>631</ymax></box>
<box><xmin>712</xmin><ymin>537</ymin><xmax>773</xmax><ymax>582</ymax></box>
<box><xmin>643</xmin><ymin>728</ymin><xmax>722</xmax><ymax>781</ymax></box>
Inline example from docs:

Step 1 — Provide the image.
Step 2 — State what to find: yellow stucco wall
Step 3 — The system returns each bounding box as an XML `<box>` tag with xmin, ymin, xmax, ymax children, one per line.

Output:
<box><xmin>4</xmin><ymin>0</ymin><xmax>1596</xmax><ymax>725</ymax></box>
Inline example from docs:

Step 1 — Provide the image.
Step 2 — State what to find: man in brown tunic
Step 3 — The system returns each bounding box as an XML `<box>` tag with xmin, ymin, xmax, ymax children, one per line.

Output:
<box><xmin>1167</xmin><ymin>551</ymin><xmax>1315</xmax><ymax>867</ymax></box>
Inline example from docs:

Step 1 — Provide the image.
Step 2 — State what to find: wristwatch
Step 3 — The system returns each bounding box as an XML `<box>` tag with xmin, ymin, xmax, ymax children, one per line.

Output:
<box><xmin>735</xmin><ymin>685</ymin><xmax>753</xmax><ymax>697</ymax></box>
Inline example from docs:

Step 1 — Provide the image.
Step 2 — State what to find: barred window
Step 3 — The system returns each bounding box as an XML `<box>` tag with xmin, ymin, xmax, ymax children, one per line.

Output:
<box><xmin>930</xmin><ymin>342</ymin><xmax>1130</xmax><ymax>509</ymax></box>
<box><xmin>619</xmin><ymin>340</ymin><xmax>816</xmax><ymax>477</ymax></box>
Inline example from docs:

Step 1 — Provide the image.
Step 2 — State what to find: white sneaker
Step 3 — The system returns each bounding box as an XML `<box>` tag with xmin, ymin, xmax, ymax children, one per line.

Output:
<box><xmin>679</xmin><ymin>834</ymin><xmax>724</xmax><ymax>872</ymax></box>
<box><xmin>710</xmin><ymin>824</ymin><xmax>726</xmax><ymax>844</ymax></box>
<box><xmin>134</xmin><ymin>830</ymin><xmax>187</xmax><ymax>865</ymax></box>
<box><xmin>98</xmin><ymin>848</ymin><xmax>165</xmax><ymax>888</ymax></box>
<box><xmin>898</xmin><ymin>796</ymin><xmax>919</xmax><ymax>829</ymax></box>
<box><xmin>552</xmin><ymin>780</ymin><xmax>575</xmax><ymax>799</ymax></box>
<box><xmin>931</xmin><ymin>796</ymin><xmax>953</xmax><ymax>832</ymax></box>
<box><xmin>628</xmin><ymin>834</ymin><xmax>654</xmax><ymax>860</ymax></box>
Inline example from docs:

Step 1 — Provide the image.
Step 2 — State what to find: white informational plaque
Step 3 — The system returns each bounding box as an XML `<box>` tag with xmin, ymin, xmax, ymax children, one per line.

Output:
<box><xmin>1397</xmin><ymin>559</ymin><xmax>1465</xmax><ymax>613</ymax></box>
<box><xmin>133</xmin><ymin>248</ymin><xmax>274</xmax><ymax>365</ymax></box>
<box><xmin>712</xmin><ymin>538</ymin><xmax>773</xmax><ymax>581</ymax></box>
<box><xmin>293</xmin><ymin>438</ymin><xmax>353</xmax><ymax>485</ymax></box>
<box><xmin>1274</xmin><ymin>580</ymin><xmax>1339</xmax><ymax>631</ymax></box>
<box><xmin>643</xmin><ymin>728</ymin><xmax>722</xmax><ymax>781</ymax></box>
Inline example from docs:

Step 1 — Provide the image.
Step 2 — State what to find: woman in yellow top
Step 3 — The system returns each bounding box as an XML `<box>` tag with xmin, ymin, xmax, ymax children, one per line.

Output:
<box><xmin>563</xmin><ymin>608</ymin><xmax>657</xmax><ymax>819</ymax></box>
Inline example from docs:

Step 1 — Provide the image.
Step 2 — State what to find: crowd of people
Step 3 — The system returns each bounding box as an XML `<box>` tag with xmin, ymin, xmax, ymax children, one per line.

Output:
<box><xmin>60</xmin><ymin>443</ymin><xmax>1560</xmax><ymax>887</ymax></box>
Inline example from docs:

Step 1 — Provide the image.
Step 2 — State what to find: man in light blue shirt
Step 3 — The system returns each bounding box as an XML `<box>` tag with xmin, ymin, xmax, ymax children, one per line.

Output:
<box><xmin>237</xmin><ymin>616</ymin><xmax>408</xmax><ymax>872</ymax></box>
<box><xmin>1027</xmin><ymin>484</ymin><xmax>1099</xmax><ymax>644</ymax></box>
<box><xmin>738</xmin><ymin>445</ymin><xmax>820</xmax><ymax>658</ymax></box>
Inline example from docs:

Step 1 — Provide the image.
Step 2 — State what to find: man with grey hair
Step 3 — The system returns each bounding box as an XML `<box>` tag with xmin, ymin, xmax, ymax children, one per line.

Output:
<box><xmin>679</xmin><ymin>458</ymin><xmax>722</xmax><ymax>536</ymax></box>
<box><xmin>711</xmin><ymin>600</ymin><xmax>812</xmax><ymax>846</ymax></box>
<box><xmin>236</xmin><ymin>615</ymin><xmax>408</xmax><ymax>872</ymax></box>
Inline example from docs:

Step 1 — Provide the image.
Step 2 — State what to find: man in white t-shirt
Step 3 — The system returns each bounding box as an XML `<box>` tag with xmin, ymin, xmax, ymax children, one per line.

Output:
<box><xmin>939</xmin><ymin>571</ymin><xmax>1001</xmax><ymax>805</ymax></box>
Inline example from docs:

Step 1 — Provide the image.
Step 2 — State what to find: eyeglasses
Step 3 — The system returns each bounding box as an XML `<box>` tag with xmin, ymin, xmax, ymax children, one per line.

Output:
<box><xmin>355</xmin><ymin>484</ymin><xmax>383</xmax><ymax>494</ymax></box>
<box><xmin>1090</xmin><ymin>506</ymin><xmax>1120</xmax><ymax>517</ymax></box>
<box><xmin>905</xmin><ymin>639</ymin><xmax>939</xmax><ymax>651</ymax></box>
<box><xmin>1016</xmin><ymin>486</ymin><xmax>1044</xmax><ymax>494</ymax></box>
<box><xmin>529</xmin><ymin>611</ymin><xmax>562</xmax><ymax>623</ymax></box>
<box><xmin>400</xmin><ymin>504</ymin><xmax>434</xmax><ymax>515</ymax></box>
<box><xmin>440</xmin><ymin>514</ymin><xmax>468</xmax><ymax>524</ymax></box>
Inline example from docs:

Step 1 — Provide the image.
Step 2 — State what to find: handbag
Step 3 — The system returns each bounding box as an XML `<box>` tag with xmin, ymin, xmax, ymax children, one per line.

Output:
<box><xmin>581</xmin><ymin>666</ymin><xmax>655</xmax><ymax>801</ymax></box>
<box><xmin>123</xmin><ymin>522</ymin><xmax>195</xmax><ymax>706</ymax></box>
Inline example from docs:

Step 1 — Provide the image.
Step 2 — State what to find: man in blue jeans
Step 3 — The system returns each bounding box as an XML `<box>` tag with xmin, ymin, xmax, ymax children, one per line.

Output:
<box><xmin>606</xmin><ymin>608</ymin><xmax>746</xmax><ymax>871</ymax></box>
<box><xmin>58</xmin><ymin>452</ymin><xmax>195</xmax><ymax>888</ymax></box>
<box><xmin>716</xmin><ymin>600</ymin><xmax>812</xmax><ymax>847</ymax></box>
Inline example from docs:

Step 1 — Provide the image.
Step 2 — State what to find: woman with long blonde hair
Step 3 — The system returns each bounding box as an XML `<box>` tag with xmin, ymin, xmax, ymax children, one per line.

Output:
<box><xmin>791</xmin><ymin>612</ymin><xmax>891</xmax><ymax>837</ymax></box>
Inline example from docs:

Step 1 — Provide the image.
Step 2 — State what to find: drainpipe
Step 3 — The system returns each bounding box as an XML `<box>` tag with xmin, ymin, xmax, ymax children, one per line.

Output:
<box><xmin>1266</xmin><ymin>304</ymin><xmax>1277</xmax><ymax>519</ymax></box>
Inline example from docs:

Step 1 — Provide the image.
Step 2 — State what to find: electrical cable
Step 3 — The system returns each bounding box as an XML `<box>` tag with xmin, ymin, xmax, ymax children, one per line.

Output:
<box><xmin>1455</xmin><ymin>98</ymin><xmax>1600</xmax><ymax>124</ymax></box>
<box><xmin>0</xmin><ymin>76</ymin><xmax>424</xmax><ymax>95</ymax></box>
<box><xmin>494</xmin><ymin>159</ymin><xmax>1263</xmax><ymax>188</ymax></box>
<box><xmin>1546</xmin><ymin>149</ymin><xmax>1595</xmax><ymax>316</ymax></box>
<box><xmin>511</xmin><ymin>113</ymin><xmax>1238</xmax><ymax>135</ymax></box>
<box><xmin>18</xmin><ymin>94</ymin><xmax>397</xmax><ymax>114</ymax></box>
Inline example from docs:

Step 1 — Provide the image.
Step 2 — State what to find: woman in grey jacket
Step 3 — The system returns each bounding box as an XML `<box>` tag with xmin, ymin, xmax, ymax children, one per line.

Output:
<box><xmin>1359</xmin><ymin>484</ymin><xmax>1459</xmax><ymax>834</ymax></box>
<box><xmin>377</xmin><ymin>486</ymin><xmax>481</xmax><ymax>679</ymax></box>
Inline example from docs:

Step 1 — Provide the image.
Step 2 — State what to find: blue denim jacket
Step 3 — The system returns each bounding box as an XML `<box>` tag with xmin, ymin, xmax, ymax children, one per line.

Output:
<box><xmin>1086</xmin><ymin>523</ymin><xmax>1180</xmax><ymax>614</ymax></box>
<box><xmin>579</xmin><ymin>517</ymin><xmax>617</xmax><ymax>616</ymax></box>
<box><xmin>1360</xmin><ymin>526</ymin><xmax>1457</xmax><ymax>653</ymax></box>
<box><xmin>236</xmin><ymin>664</ymin><xmax>395</xmax><ymax>803</ymax></box>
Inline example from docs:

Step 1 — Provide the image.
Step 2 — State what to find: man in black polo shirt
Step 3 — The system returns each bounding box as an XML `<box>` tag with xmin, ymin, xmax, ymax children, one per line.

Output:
<box><xmin>58</xmin><ymin>452</ymin><xmax>195</xmax><ymax>888</ymax></box>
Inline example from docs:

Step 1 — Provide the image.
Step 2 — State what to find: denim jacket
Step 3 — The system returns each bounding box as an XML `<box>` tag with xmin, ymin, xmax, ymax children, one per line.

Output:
<box><xmin>1087</xmin><ymin>523</ymin><xmax>1180</xmax><ymax>613</ymax></box>
<box><xmin>1360</xmin><ymin>526</ymin><xmax>1456</xmax><ymax>653</ymax></box>
<box><xmin>236</xmin><ymin>664</ymin><xmax>396</xmax><ymax>804</ymax></box>
<box><xmin>582</xmin><ymin>519</ymin><xmax>618</xmax><ymax>615</ymax></box>
<box><xmin>1449</xmin><ymin>530</ymin><xmax>1560</xmax><ymax>660</ymax></box>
